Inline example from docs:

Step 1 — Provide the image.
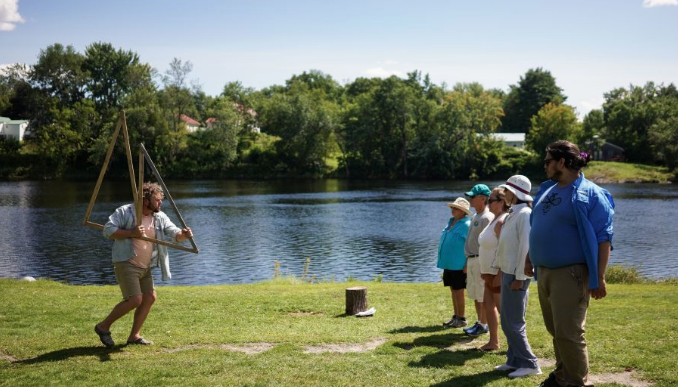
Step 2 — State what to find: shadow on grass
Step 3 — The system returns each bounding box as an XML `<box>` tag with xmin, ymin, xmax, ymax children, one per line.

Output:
<box><xmin>389</xmin><ymin>325</ymin><xmax>448</xmax><ymax>334</ymax></box>
<box><xmin>13</xmin><ymin>346</ymin><xmax>124</xmax><ymax>364</ymax></box>
<box><xmin>428</xmin><ymin>370</ymin><xmax>506</xmax><ymax>387</ymax></box>
<box><xmin>393</xmin><ymin>332</ymin><xmax>496</xmax><ymax>368</ymax></box>
<box><xmin>393</xmin><ymin>332</ymin><xmax>477</xmax><ymax>351</ymax></box>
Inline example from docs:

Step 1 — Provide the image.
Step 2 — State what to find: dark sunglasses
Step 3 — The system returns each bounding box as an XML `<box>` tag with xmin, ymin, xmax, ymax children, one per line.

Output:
<box><xmin>544</xmin><ymin>158</ymin><xmax>555</xmax><ymax>167</ymax></box>
<box><xmin>488</xmin><ymin>198</ymin><xmax>501</xmax><ymax>203</ymax></box>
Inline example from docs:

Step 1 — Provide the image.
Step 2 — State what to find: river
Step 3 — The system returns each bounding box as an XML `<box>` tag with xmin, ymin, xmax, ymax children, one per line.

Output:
<box><xmin>0</xmin><ymin>179</ymin><xmax>675</xmax><ymax>286</ymax></box>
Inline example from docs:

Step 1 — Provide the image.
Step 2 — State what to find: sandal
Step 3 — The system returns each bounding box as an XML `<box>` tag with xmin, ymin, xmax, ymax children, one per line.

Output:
<box><xmin>126</xmin><ymin>337</ymin><xmax>153</xmax><ymax>345</ymax></box>
<box><xmin>94</xmin><ymin>324</ymin><xmax>115</xmax><ymax>348</ymax></box>
<box><xmin>477</xmin><ymin>345</ymin><xmax>499</xmax><ymax>352</ymax></box>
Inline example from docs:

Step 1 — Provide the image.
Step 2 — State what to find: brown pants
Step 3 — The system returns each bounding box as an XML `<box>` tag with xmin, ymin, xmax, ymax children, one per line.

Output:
<box><xmin>538</xmin><ymin>265</ymin><xmax>593</xmax><ymax>387</ymax></box>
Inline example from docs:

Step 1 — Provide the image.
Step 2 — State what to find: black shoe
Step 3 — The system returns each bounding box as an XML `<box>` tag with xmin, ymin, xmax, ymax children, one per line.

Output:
<box><xmin>538</xmin><ymin>372</ymin><xmax>559</xmax><ymax>387</ymax></box>
<box><xmin>94</xmin><ymin>324</ymin><xmax>115</xmax><ymax>348</ymax></box>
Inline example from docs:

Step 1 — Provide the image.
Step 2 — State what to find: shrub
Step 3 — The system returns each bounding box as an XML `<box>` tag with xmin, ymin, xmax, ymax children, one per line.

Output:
<box><xmin>605</xmin><ymin>264</ymin><xmax>647</xmax><ymax>284</ymax></box>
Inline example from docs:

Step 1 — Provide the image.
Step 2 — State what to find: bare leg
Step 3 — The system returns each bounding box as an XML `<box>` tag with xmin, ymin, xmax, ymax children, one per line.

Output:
<box><xmin>452</xmin><ymin>288</ymin><xmax>465</xmax><ymax>318</ymax></box>
<box><xmin>97</xmin><ymin>294</ymin><xmax>143</xmax><ymax>332</ymax></box>
<box><xmin>128</xmin><ymin>290</ymin><xmax>156</xmax><ymax>342</ymax></box>
<box><xmin>480</xmin><ymin>278</ymin><xmax>500</xmax><ymax>350</ymax></box>
<box><xmin>475</xmin><ymin>300</ymin><xmax>487</xmax><ymax>325</ymax></box>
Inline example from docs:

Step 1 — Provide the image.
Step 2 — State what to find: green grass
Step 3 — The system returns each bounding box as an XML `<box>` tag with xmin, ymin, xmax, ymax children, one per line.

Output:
<box><xmin>585</xmin><ymin>161</ymin><xmax>673</xmax><ymax>183</ymax></box>
<box><xmin>2</xmin><ymin>278</ymin><xmax>677</xmax><ymax>387</ymax></box>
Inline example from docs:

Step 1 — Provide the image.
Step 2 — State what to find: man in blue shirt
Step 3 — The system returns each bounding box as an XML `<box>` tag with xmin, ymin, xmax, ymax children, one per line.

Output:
<box><xmin>527</xmin><ymin>140</ymin><xmax>614</xmax><ymax>387</ymax></box>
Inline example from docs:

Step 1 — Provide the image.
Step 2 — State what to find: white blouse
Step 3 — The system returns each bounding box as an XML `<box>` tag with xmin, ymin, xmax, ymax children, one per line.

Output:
<box><xmin>478</xmin><ymin>212</ymin><xmax>508</xmax><ymax>275</ymax></box>
<box><xmin>495</xmin><ymin>203</ymin><xmax>533</xmax><ymax>280</ymax></box>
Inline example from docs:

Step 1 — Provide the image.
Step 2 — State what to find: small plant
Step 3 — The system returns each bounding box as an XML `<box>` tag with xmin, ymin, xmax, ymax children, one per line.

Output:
<box><xmin>273</xmin><ymin>260</ymin><xmax>282</xmax><ymax>279</ymax></box>
<box><xmin>301</xmin><ymin>257</ymin><xmax>311</xmax><ymax>281</ymax></box>
<box><xmin>372</xmin><ymin>274</ymin><xmax>383</xmax><ymax>283</ymax></box>
<box><xmin>606</xmin><ymin>264</ymin><xmax>646</xmax><ymax>284</ymax></box>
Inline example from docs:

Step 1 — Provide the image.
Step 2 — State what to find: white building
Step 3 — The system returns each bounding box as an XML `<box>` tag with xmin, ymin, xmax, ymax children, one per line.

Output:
<box><xmin>492</xmin><ymin>132</ymin><xmax>525</xmax><ymax>149</ymax></box>
<box><xmin>0</xmin><ymin>117</ymin><xmax>30</xmax><ymax>141</ymax></box>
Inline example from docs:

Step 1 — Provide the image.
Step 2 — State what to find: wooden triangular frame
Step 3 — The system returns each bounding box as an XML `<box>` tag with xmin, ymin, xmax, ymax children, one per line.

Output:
<box><xmin>83</xmin><ymin>111</ymin><xmax>199</xmax><ymax>254</ymax></box>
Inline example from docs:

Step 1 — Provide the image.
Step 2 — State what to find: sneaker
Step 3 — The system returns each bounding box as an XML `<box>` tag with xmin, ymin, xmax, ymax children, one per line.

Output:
<box><xmin>494</xmin><ymin>364</ymin><xmax>517</xmax><ymax>372</ymax></box>
<box><xmin>466</xmin><ymin>323</ymin><xmax>489</xmax><ymax>337</ymax></box>
<box><xmin>463</xmin><ymin>321</ymin><xmax>480</xmax><ymax>334</ymax></box>
<box><xmin>508</xmin><ymin>367</ymin><xmax>542</xmax><ymax>378</ymax></box>
<box><xmin>449</xmin><ymin>316</ymin><xmax>468</xmax><ymax>328</ymax></box>
<box><xmin>443</xmin><ymin>315</ymin><xmax>458</xmax><ymax>327</ymax></box>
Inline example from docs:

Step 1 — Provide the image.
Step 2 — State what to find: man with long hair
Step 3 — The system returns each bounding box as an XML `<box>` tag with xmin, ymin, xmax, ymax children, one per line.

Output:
<box><xmin>528</xmin><ymin>140</ymin><xmax>615</xmax><ymax>387</ymax></box>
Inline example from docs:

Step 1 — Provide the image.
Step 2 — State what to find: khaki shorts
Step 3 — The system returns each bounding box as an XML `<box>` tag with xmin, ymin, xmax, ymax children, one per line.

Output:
<box><xmin>113</xmin><ymin>261</ymin><xmax>154</xmax><ymax>300</ymax></box>
<box><xmin>466</xmin><ymin>257</ymin><xmax>485</xmax><ymax>302</ymax></box>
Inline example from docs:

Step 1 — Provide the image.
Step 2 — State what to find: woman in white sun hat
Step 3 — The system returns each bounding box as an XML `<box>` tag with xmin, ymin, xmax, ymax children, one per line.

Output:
<box><xmin>437</xmin><ymin>197</ymin><xmax>472</xmax><ymax>329</ymax></box>
<box><xmin>493</xmin><ymin>175</ymin><xmax>542</xmax><ymax>379</ymax></box>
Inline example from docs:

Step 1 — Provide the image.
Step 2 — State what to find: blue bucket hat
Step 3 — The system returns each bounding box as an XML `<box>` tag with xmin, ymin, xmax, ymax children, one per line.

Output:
<box><xmin>465</xmin><ymin>184</ymin><xmax>491</xmax><ymax>197</ymax></box>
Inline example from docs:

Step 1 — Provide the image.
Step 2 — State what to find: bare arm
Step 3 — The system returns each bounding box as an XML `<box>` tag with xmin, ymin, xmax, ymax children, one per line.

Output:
<box><xmin>590</xmin><ymin>241</ymin><xmax>611</xmax><ymax>300</ymax></box>
<box><xmin>176</xmin><ymin>227</ymin><xmax>193</xmax><ymax>242</ymax></box>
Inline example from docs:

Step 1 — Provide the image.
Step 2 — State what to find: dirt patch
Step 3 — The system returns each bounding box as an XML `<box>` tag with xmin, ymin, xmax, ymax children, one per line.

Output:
<box><xmin>589</xmin><ymin>372</ymin><xmax>653</xmax><ymax>387</ymax></box>
<box><xmin>165</xmin><ymin>343</ymin><xmax>274</xmax><ymax>355</ymax></box>
<box><xmin>287</xmin><ymin>312</ymin><xmax>325</xmax><ymax>317</ymax></box>
<box><xmin>0</xmin><ymin>351</ymin><xmax>17</xmax><ymax>362</ymax></box>
<box><xmin>303</xmin><ymin>338</ymin><xmax>388</xmax><ymax>354</ymax></box>
<box><xmin>220</xmin><ymin>343</ymin><xmax>275</xmax><ymax>354</ymax></box>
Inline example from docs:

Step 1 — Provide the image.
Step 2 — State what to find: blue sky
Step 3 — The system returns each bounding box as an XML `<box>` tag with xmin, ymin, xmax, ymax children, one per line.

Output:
<box><xmin>2</xmin><ymin>0</ymin><xmax>677</xmax><ymax>116</ymax></box>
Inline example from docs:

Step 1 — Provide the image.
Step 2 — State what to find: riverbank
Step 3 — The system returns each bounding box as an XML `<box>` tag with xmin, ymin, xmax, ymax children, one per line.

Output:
<box><xmin>585</xmin><ymin>161</ymin><xmax>674</xmax><ymax>184</ymax></box>
<box><xmin>1</xmin><ymin>278</ymin><xmax>676</xmax><ymax>386</ymax></box>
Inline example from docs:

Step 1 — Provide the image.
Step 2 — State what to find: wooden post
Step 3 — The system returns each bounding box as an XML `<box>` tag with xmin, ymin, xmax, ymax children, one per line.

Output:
<box><xmin>345</xmin><ymin>286</ymin><xmax>368</xmax><ymax>315</ymax></box>
<box><xmin>136</xmin><ymin>146</ymin><xmax>144</xmax><ymax>226</ymax></box>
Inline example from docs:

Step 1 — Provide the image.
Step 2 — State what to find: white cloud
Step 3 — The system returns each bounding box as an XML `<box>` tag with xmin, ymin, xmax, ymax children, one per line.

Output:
<box><xmin>0</xmin><ymin>0</ymin><xmax>24</xmax><ymax>31</ymax></box>
<box><xmin>363</xmin><ymin>67</ymin><xmax>406</xmax><ymax>78</ymax></box>
<box><xmin>643</xmin><ymin>0</ymin><xmax>678</xmax><ymax>8</ymax></box>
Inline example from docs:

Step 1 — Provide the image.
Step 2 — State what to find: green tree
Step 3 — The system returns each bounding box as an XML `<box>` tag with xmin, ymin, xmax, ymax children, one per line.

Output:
<box><xmin>30</xmin><ymin>44</ymin><xmax>86</xmax><ymax>106</ymax></box>
<box><xmin>501</xmin><ymin>68</ymin><xmax>566</xmax><ymax>134</ymax></box>
<box><xmin>82</xmin><ymin>42</ymin><xmax>140</xmax><ymax>111</ymax></box>
<box><xmin>602</xmin><ymin>82</ymin><xmax>673</xmax><ymax>164</ymax></box>
<box><xmin>647</xmin><ymin>84</ymin><xmax>678</xmax><ymax>169</ymax></box>
<box><xmin>527</xmin><ymin>103</ymin><xmax>582</xmax><ymax>154</ymax></box>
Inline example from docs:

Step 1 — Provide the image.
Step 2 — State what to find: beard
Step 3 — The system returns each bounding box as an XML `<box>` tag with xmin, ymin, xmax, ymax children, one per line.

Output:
<box><xmin>549</xmin><ymin>169</ymin><xmax>563</xmax><ymax>181</ymax></box>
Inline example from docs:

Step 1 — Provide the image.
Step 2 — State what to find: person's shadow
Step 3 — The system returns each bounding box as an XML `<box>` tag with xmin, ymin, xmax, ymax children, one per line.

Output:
<box><xmin>428</xmin><ymin>370</ymin><xmax>506</xmax><ymax>387</ymax></box>
<box><xmin>12</xmin><ymin>346</ymin><xmax>124</xmax><ymax>364</ymax></box>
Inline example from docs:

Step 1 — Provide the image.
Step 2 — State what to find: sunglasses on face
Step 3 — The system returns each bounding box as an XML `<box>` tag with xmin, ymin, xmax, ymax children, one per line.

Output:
<box><xmin>488</xmin><ymin>198</ymin><xmax>501</xmax><ymax>203</ymax></box>
<box><xmin>544</xmin><ymin>158</ymin><xmax>555</xmax><ymax>167</ymax></box>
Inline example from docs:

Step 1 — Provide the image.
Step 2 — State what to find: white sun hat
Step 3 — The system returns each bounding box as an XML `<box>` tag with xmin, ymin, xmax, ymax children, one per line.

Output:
<box><xmin>500</xmin><ymin>175</ymin><xmax>533</xmax><ymax>202</ymax></box>
<box><xmin>446</xmin><ymin>197</ymin><xmax>472</xmax><ymax>216</ymax></box>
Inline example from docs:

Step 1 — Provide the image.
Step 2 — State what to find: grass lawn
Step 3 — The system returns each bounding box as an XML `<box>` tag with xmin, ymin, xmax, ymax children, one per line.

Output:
<box><xmin>1</xmin><ymin>278</ymin><xmax>676</xmax><ymax>387</ymax></box>
<box><xmin>585</xmin><ymin>161</ymin><xmax>673</xmax><ymax>183</ymax></box>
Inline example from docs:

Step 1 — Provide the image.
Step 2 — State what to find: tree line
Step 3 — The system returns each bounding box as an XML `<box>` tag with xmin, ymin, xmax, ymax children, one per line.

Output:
<box><xmin>1</xmin><ymin>42</ymin><xmax>677</xmax><ymax>180</ymax></box>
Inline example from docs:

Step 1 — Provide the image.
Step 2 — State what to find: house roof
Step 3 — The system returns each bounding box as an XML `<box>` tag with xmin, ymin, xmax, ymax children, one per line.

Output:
<box><xmin>0</xmin><ymin>117</ymin><xmax>28</xmax><ymax>124</ymax></box>
<box><xmin>179</xmin><ymin>114</ymin><xmax>200</xmax><ymax>126</ymax></box>
<box><xmin>492</xmin><ymin>133</ymin><xmax>525</xmax><ymax>142</ymax></box>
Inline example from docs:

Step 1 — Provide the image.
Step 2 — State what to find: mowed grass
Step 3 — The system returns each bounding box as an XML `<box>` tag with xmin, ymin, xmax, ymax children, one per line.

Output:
<box><xmin>1</xmin><ymin>278</ymin><xmax>677</xmax><ymax>387</ymax></box>
<box><xmin>585</xmin><ymin>161</ymin><xmax>673</xmax><ymax>183</ymax></box>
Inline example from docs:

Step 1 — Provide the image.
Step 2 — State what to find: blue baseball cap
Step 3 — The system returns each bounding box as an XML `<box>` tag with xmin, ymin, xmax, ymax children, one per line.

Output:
<box><xmin>465</xmin><ymin>184</ymin><xmax>491</xmax><ymax>197</ymax></box>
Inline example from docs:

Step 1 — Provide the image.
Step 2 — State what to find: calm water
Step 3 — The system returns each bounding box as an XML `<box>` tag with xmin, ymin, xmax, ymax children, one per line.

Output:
<box><xmin>0</xmin><ymin>179</ymin><xmax>676</xmax><ymax>286</ymax></box>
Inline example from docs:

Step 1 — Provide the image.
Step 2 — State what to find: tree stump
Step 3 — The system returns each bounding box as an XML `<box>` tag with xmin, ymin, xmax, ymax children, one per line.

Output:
<box><xmin>345</xmin><ymin>286</ymin><xmax>368</xmax><ymax>315</ymax></box>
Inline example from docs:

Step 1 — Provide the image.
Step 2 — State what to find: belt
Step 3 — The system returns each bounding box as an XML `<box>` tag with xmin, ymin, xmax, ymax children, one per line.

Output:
<box><xmin>467</xmin><ymin>255</ymin><xmax>478</xmax><ymax>258</ymax></box>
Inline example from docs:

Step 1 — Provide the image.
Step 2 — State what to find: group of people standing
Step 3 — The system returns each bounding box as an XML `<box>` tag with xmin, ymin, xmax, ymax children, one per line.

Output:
<box><xmin>437</xmin><ymin>140</ymin><xmax>615</xmax><ymax>387</ymax></box>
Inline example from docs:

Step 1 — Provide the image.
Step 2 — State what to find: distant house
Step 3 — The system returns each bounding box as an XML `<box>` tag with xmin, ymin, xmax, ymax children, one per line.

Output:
<box><xmin>490</xmin><ymin>132</ymin><xmax>526</xmax><ymax>149</ymax></box>
<box><xmin>204</xmin><ymin>104</ymin><xmax>261</xmax><ymax>133</ymax></box>
<box><xmin>587</xmin><ymin>141</ymin><xmax>625</xmax><ymax>162</ymax></box>
<box><xmin>205</xmin><ymin>117</ymin><xmax>218</xmax><ymax>129</ymax></box>
<box><xmin>179</xmin><ymin>114</ymin><xmax>202</xmax><ymax>133</ymax></box>
<box><xmin>0</xmin><ymin>117</ymin><xmax>30</xmax><ymax>141</ymax></box>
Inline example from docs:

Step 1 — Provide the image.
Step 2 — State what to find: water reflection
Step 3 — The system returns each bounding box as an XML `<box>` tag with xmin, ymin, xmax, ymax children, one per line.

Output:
<box><xmin>0</xmin><ymin>180</ymin><xmax>675</xmax><ymax>285</ymax></box>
